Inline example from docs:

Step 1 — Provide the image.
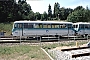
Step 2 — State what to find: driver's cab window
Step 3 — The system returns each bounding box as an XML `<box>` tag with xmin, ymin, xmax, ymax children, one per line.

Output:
<box><xmin>14</xmin><ymin>23</ymin><xmax>17</xmax><ymax>28</ymax></box>
<box><xmin>14</xmin><ymin>23</ymin><xmax>23</xmax><ymax>28</ymax></box>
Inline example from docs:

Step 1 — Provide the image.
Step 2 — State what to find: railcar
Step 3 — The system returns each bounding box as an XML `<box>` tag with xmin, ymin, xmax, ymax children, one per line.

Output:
<box><xmin>12</xmin><ymin>21</ymin><xmax>75</xmax><ymax>37</ymax></box>
<box><xmin>73</xmin><ymin>22</ymin><xmax>90</xmax><ymax>36</ymax></box>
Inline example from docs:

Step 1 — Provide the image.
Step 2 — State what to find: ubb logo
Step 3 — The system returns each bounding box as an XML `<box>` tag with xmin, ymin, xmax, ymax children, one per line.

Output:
<box><xmin>46</xmin><ymin>30</ymin><xmax>49</xmax><ymax>33</ymax></box>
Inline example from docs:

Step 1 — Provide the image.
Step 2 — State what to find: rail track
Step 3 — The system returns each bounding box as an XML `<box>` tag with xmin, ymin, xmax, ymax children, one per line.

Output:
<box><xmin>0</xmin><ymin>35</ymin><xmax>89</xmax><ymax>43</ymax></box>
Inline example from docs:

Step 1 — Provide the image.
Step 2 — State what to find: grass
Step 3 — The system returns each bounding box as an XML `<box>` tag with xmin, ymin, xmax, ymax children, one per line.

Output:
<box><xmin>0</xmin><ymin>40</ymin><xmax>89</xmax><ymax>60</ymax></box>
<box><xmin>42</xmin><ymin>40</ymin><xmax>89</xmax><ymax>50</ymax></box>
<box><xmin>0</xmin><ymin>22</ymin><xmax>13</xmax><ymax>36</ymax></box>
<box><xmin>0</xmin><ymin>45</ymin><xmax>51</xmax><ymax>60</ymax></box>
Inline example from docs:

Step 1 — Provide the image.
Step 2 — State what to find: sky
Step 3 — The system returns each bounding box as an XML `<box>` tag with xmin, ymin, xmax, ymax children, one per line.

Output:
<box><xmin>16</xmin><ymin>0</ymin><xmax>90</xmax><ymax>14</ymax></box>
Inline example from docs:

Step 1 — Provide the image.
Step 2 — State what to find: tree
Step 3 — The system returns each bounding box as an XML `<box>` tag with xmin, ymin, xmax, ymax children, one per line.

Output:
<box><xmin>41</xmin><ymin>14</ymin><xmax>44</xmax><ymax>21</ymax></box>
<box><xmin>34</xmin><ymin>12</ymin><xmax>41</xmax><ymax>20</ymax></box>
<box><xmin>59</xmin><ymin>7</ymin><xmax>65</xmax><ymax>20</ymax></box>
<box><xmin>28</xmin><ymin>11</ymin><xmax>35</xmax><ymax>20</ymax></box>
<box><xmin>43</xmin><ymin>11</ymin><xmax>48</xmax><ymax>20</ymax></box>
<box><xmin>67</xmin><ymin>8</ymin><xmax>90</xmax><ymax>22</ymax></box>
<box><xmin>53</xmin><ymin>2</ymin><xmax>60</xmax><ymax>18</ymax></box>
<box><xmin>18</xmin><ymin>0</ymin><xmax>32</xmax><ymax>20</ymax></box>
<box><xmin>0</xmin><ymin>0</ymin><xmax>17</xmax><ymax>22</ymax></box>
<box><xmin>41</xmin><ymin>11</ymin><xmax>48</xmax><ymax>21</ymax></box>
<box><xmin>48</xmin><ymin>4</ymin><xmax>52</xmax><ymax>18</ymax></box>
<box><xmin>59</xmin><ymin>7</ymin><xmax>73</xmax><ymax>20</ymax></box>
<box><xmin>64</xmin><ymin>8</ymin><xmax>73</xmax><ymax>20</ymax></box>
<box><xmin>0</xmin><ymin>0</ymin><xmax>33</xmax><ymax>22</ymax></box>
<box><xmin>74</xmin><ymin>6</ymin><xmax>84</xmax><ymax>11</ymax></box>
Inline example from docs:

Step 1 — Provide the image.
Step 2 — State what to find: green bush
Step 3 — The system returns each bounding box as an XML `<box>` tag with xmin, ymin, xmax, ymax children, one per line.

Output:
<box><xmin>0</xmin><ymin>22</ymin><xmax>13</xmax><ymax>35</ymax></box>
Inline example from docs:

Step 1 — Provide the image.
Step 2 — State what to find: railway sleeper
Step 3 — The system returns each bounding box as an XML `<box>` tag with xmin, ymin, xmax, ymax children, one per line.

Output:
<box><xmin>61</xmin><ymin>46</ymin><xmax>90</xmax><ymax>51</ymax></box>
<box><xmin>72</xmin><ymin>53</ymin><xmax>90</xmax><ymax>58</ymax></box>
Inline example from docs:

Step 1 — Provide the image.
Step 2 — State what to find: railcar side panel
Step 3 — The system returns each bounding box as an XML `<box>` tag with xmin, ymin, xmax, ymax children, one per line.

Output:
<box><xmin>12</xmin><ymin>28</ymin><xmax>74</xmax><ymax>36</ymax></box>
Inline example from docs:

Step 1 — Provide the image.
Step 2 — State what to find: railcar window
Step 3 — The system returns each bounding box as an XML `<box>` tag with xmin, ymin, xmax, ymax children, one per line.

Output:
<box><xmin>60</xmin><ymin>24</ymin><xmax>68</xmax><ymax>28</ymax></box>
<box><xmin>89</xmin><ymin>25</ymin><xmax>90</xmax><ymax>28</ymax></box>
<box><xmin>24</xmin><ymin>23</ymin><xmax>28</xmax><ymax>28</ymax></box>
<box><xmin>28</xmin><ymin>23</ymin><xmax>33</xmax><ymax>28</ymax></box>
<box><xmin>43</xmin><ymin>24</ymin><xmax>48</xmax><ymax>28</ymax></box>
<box><xmin>17</xmin><ymin>23</ymin><xmax>23</xmax><ymax>28</ymax></box>
<box><xmin>34</xmin><ymin>23</ymin><xmax>42</xmax><ymax>28</ymax></box>
<box><xmin>51</xmin><ymin>24</ymin><xmax>59</xmax><ymax>28</ymax></box>
<box><xmin>51</xmin><ymin>24</ymin><xmax>55</xmax><ymax>28</ymax></box>
<box><xmin>34</xmin><ymin>23</ymin><xmax>39</xmax><ymax>28</ymax></box>
<box><xmin>76</xmin><ymin>25</ymin><xmax>78</xmax><ymax>28</ymax></box>
<box><xmin>42</xmin><ymin>24</ymin><xmax>51</xmax><ymax>28</ymax></box>
<box><xmin>73</xmin><ymin>25</ymin><xmax>78</xmax><ymax>28</ymax></box>
<box><xmin>60</xmin><ymin>24</ymin><xmax>63</xmax><ymax>28</ymax></box>
<box><xmin>85</xmin><ymin>24</ymin><xmax>90</xmax><ymax>28</ymax></box>
<box><xmin>39</xmin><ymin>23</ymin><xmax>42</xmax><ymax>28</ymax></box>
<box><xmin>85</xmin><ymin>25</ymin><xmax>88</xmax><ymax>28</ymax></box>
<box><xmin>73</xmin><ymin>25</ymin><xmax>75</xmax><ymax>28</ymax></box>
<box><xmin>23</xmin><ymin>23</ymin><xmax>34</xmax><ymax>28</ymax></box>
<box><xmin>14</xmin><ymin>23</ymin><xmax>17</xmax><ymax>28</ymax></box>
<box><xmin>47</xmin><ymin>24</ymin><xmax>51</xmax><ymax>28</ymax></box>
<box><xmin>68</xmin><ymin>24</ymin><xmax>72</xmax><ymax>28</ymax></box>
<box><xmin>80</xmin><ymin>24</ymin><xmax>84</xmax><ymax>28</ymax></box>
<box><xmin>55</xmin><ymin>24</ymin><xmax>59</xmax><ymax>28</ymax></box>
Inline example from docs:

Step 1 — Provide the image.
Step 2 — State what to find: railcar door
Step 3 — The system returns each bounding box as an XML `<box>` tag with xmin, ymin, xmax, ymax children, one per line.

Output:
<box><xmin>18</xmin><ymin>23</ymin><xmax>23</xmax><ymax>36</ymax></box>
<box><xmin>80</xmin><ymin>24</ymin><xmax>85</xmax><ymax>35</ymax></box>
<box><xmin>66</xmin><ymin>24</ymin><xmax>73</xmax><ymax>36</ymax></box>
<box><xmin>23</xmin><ymin>23</ymin><xmax>34</xmax><ymax>36</ymax></box>
<box><xmin>84</xmin><ymin>24</ymin><xmax>89</xmax><ymax>35</ymax></box>
<box><xmin>13</xmin><ymin>23</ymin><xmax>23</xmax><ymax>36</ymax></box>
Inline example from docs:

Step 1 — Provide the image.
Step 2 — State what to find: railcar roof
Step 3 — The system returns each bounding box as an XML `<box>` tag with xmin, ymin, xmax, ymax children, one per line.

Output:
<box><xmin>73</xmin><ymin>22</ymin><xmax>90</xmax><ymax>25</ymax></box>
<box><xmin>14</xmin><ymin>21</ymin><xmax>72</xmax><ymax>24</ymax></box>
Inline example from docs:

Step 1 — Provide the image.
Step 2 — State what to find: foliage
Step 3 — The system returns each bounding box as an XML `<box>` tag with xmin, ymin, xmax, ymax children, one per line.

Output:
<box><xmin>0</xmin><ymin>0</ymin><xmax>32</xmax><ymax>22</ymax></box>
<box><xmin>67</xmin><ymin>8</ymin><xmax>90</xmax><ymax>22</ymax></box>
<box><xmin>74</xmin><ymin>6</ymin><xmax>84</xmax><ymax>11</ymax></box>
<box><xmin>48</xmin><ymin>4</ymin><xmax>52</xmax><ymax>18</ymax></box>
<box><xmin>0</xmin><ymin>0</ymin><xmax>16</xmax><ymax>22</ymax></box>
<box><xmin>0</xmin><ymin>22</ymin><xmax>13</xmax><ymax>35</ymax></box>
<box><xmin>60</xmin><ymin>7</ymin><xmax>73</xmax><ymax>20</ymax></box>
<box><xmin>53</xmin><ymin>2</ymin><xmax>73</xmax><ymax>20</ymax></box>
<box><xmin>28</xmin><ymin>11</ymin><xmax>35</xmax><ymax>20</ymax></box>
<box><xmin>34</xmin><ymin>12</ymin><xmax>41</xmax><ymax>20</ymax></box>
<box><xmin>41</xmin><ymin>11</ymin><xmax>48</xmax><ymax>21</ymax></box>
<box><xmin>53</xmin><ymin>2</ymin><xmax>60</xmax><ymax>18</ymax></box>
<box><xmin>0</xmin><ymin>1</ymin><xmax>90</xmax><ymax>22</ymax></box>
<box><xmin>18</xmin><ymin>0</ymin><xmax>32</xmax><ymax>20</ymax></box>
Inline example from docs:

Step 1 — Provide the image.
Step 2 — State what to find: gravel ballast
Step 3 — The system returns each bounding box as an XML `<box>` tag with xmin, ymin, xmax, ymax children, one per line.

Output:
<box><xmin>48</xmin><ymin>48</ymin><xmax>90</xmax><ymax>60</ymax></box>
